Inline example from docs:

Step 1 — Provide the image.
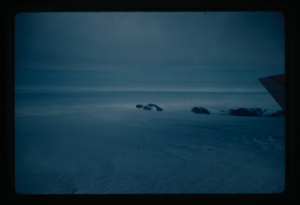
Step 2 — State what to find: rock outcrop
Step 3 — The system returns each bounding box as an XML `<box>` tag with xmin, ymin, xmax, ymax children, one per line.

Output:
<box><xmin>136</xmin><ymin>104</ymin><xmax>144</xmax><ymax>108</ymax></box>
<box><xmin>136</xmin><ymin>103</ymin><xmax>163</xmax><ymax>111</ymax></box>
<box><xmin>267</xmin><ymin>110</ymin><xmax>285</xmax><ymax>117</ymax></box>
<box><xmin>191</xmin><ymin>107</ymin><xmax>210</xmax><ymax>114</ymax></box>
<box><xmin>227</xmin><ymin>108</ymin><xmax>266</xmax><ymax>116</ymax></box>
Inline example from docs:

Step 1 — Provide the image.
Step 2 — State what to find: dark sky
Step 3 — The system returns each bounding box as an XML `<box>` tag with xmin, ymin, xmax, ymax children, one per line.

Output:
<box><xmin>15</xmin><ymin>11</ymin><xmax>285</xmax><ymax>92</ymax></box>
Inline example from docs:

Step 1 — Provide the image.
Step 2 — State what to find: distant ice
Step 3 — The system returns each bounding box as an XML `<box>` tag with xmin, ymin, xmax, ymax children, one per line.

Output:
<box><xmin>15</xmin><ymin>91</ymin><xmax>285</xmax><ymax>194</ymax></box>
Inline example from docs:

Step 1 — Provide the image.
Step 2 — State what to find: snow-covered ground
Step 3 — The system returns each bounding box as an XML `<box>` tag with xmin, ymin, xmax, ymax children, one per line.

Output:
<box><xmin>14</xmin><ymin>91</ymin><xmax>285</xmax><ymax>194</ymax></box>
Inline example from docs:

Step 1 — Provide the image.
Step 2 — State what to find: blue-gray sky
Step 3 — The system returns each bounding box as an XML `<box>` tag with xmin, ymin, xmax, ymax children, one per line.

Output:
<box><xmin>15</xmin><ymin>11</ymin><xmax>285</xmax><ymax>92</ymax></box>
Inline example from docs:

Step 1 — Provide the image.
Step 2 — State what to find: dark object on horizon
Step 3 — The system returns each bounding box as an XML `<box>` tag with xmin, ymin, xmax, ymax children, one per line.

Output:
<box><xmin>136</xmin><ymin>104</ymin><xmax>144</xmax><ymax>108</ymax></box>
<box><xmin>140</xmin><ymin>103</ymin><xmax>163</xmax><ymax>111</ymax></box>
<box><xmin>269</xmin><ymin>110</ymin><xmax>285</xmax><ymax>117</ymax></box>
<box><xmin>191</xmin><ymin>107</ymin><xmax>210</xmax><ymax>114</ymax></box>
<box><xmin>228</xmin><ymin>108</ymin><xmax>266</xmax><ymax>116</ymax></box>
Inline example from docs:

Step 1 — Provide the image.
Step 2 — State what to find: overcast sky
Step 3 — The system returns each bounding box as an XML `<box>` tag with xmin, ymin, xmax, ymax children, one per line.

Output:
<box><xmin>15</xmin><ymin>11</ymin><xmax>285</xmax><ymax>92</ymax></box>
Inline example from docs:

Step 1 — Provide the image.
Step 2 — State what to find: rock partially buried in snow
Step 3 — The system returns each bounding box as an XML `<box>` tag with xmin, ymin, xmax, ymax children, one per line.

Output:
<box><xmin>267</xmin><ymin>110</ymin><xmax>285</xmax><ymax>117</ymax></box>
<box><xmin>137</xmin><ymin>103</ymin><xmax>163</xmax><ymax>111</ymax></box>
<box><xmin>191</xmin><ymin>107</ymin><xmax>210</xmax><ymax>114</ymax></box>
<box><xmin>228</xmin><ymin>108</ymin><xmax>266</xmax><ymax>116</ymax></box>
<box><xmin>136</xmin><ymin>104</ymin><xmax>144</xmax><ymax>108</ymax></box>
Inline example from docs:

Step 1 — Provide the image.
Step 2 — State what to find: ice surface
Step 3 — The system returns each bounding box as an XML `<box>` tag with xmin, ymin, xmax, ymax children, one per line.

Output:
<box><xmin>15</xmin><ymin>91</ymin><xmax>285</xmax><ymax>194</ymax></box>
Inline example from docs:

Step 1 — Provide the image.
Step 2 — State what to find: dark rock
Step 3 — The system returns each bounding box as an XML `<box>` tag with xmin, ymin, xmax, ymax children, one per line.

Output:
<box><xmin>269</xmin><ymin>110</ymin><xmax>285</xmax><ymax>117</ymax></box>
<box><xmin>136</xmin><ymin>104</ymin><xmax>144</xmax><ymax>108</ymax></box>
<box><xmin>156</xmin><ymin>107</ymin><xmax>163</xmax><ymax>111</ymax></box>
<box><xmin>191</xmin><ymin>107</ymin><xmax>210</xmax><ymax>114</ymax></box>
<box><xmin>148</xmin><ymin>103</ymin><xmax>163</xmax><ymax>111</ymax></box>
<box><xmin>143</xmin><ymin>105</ymin><xmax>152</xmax><ymax>110</ymax></box>
<box><xmin>141</xmin><ymin>103</ymin><xmax>163</xmax><ymax>111</ymax></box>
<box><xmin>228</xmin><ymin>108</ymin><xmax>266</xmax><ymax>116</ymax></box>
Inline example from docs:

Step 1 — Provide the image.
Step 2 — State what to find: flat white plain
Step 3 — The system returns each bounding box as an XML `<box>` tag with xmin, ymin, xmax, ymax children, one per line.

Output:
<box><xmin>14</xmin><ymin>91</ymin><xmax>285</xmax><ymax>194</ymax></box>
